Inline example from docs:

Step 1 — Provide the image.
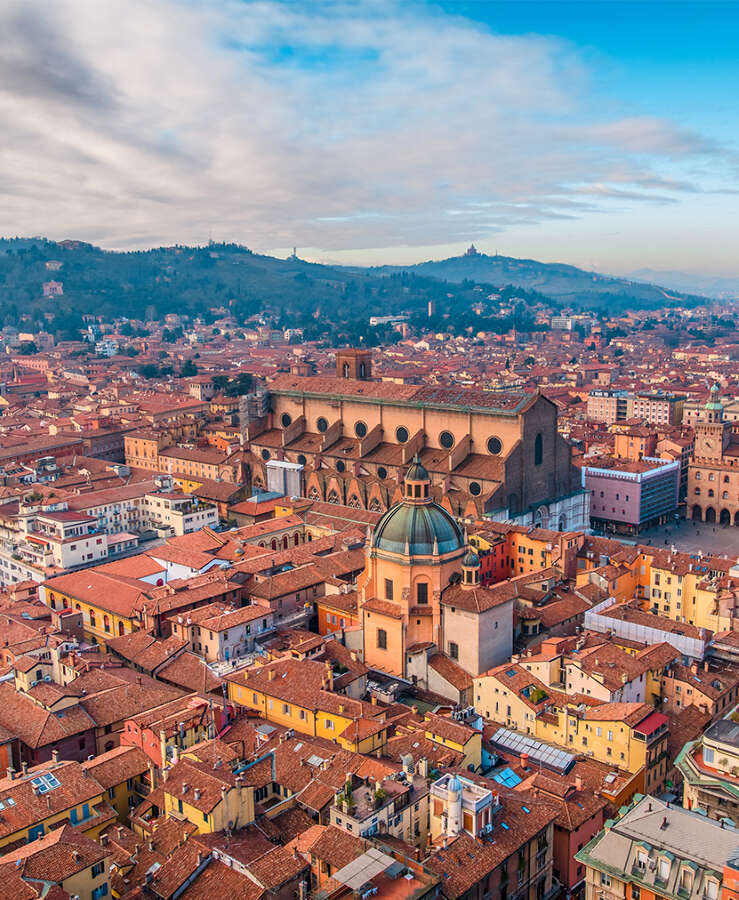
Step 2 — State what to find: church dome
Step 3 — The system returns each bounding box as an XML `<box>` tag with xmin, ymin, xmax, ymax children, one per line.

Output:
<box><xmin>372</xmin><ymin>501</ymin><xmax>464</xmax><ymax>557</ymax></box>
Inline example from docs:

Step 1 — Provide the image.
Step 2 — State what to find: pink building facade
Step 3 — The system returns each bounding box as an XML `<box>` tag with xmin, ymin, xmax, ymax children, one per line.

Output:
<box><xmin>583</xmin><ymin>456</ymin><xmax>680</xmax><ymax>534</ymax></box>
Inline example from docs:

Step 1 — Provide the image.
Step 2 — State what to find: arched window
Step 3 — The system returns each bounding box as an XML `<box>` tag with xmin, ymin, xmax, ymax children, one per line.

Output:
<box><xmin>270</xmin><ymin>539</ymin><xmax>277</xmax><ymax>551</ymax></box>
<box><xmin>282</xmin><ymin>535</ymin><xmax>288</xmax><ymax>549</ymax></box>
<box><xmin>343</xmin><ymin>363</ymin><xmax>350</xmax><ymax>378</ymax></box>
<box><xmin>534</xmin><ymin>433</ymin><xmax>543</xmax><ymax>466</ymax></box>
<box><xmin>294</xmin><ymin>534</ymin><xmax>300</xmax><ymax>546</ymax></box>
<box><xmin>103</xmin><ymin>615</ymin><xmax>110</xmax><ymax>633</ymax></box>
<box><xmin>118</xmin><ymin>622</ymin><xmax>125</xmax><ymax>636</ymax></box>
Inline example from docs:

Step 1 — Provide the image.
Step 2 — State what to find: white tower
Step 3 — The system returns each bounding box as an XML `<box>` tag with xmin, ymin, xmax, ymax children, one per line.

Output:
<box><xmin>447</xmin><ymin>774</ymin><xmax>462</xmax><ymax>836</ymax></box>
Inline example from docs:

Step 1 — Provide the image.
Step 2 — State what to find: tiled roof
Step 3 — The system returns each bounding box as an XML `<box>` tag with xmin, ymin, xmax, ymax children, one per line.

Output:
<box><xmin>426</xmin><ymin>785</ymin><xmax>556</xmax><ymax>899</ymax></box>
<box><xmin>81</xmin><ymin>744</ymin><xmax>151</xmax><ymax>788</ymax></box>
<box><xmin>307</xmin><ymin>824</ymin><xmax>366</xmax><ymax>869</ymax></box>
<box><xmin>428</xmin><ymin>653</ymin><xmax>473</xmax><ymax>691</ymax></box>
<box><xmin>0</xmin><ymin>823</ymin><xmax>107</xmax><ymax>882</ymax></box>
<box><xmin>0</xmin><ymin>760</ymin><xmax>104</xmax><ymax>838</ymax></box>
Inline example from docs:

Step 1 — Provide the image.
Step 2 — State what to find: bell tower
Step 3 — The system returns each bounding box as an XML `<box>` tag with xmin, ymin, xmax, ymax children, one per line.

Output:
<box><xmin>336</xmin><ymin>348</ymin><xmax>372</xmax><ymax>381</ymax></box>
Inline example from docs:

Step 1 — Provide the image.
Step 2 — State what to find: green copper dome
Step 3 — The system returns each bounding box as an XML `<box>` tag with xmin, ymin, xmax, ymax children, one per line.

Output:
<box><xmin>372</xmin><ymin>501</ymin><xmax>464</xmax><ymax>556</ymax></box>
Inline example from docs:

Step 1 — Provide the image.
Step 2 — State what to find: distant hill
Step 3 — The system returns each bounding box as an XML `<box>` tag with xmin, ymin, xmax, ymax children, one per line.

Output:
<box><xmin>361</xmin><ymin>250</ymin><xmax>705</xmax><ymax>307</ymax></box>
<box><xmin>628</xmin><ymin>268</ymin><xmax>739</xmax><ymax>301</ymax></box>
<box><xmin>0</xmin><ymin>238</ymin><xmax>510</xmax><ymax>342</ymax></box>
<box><xmin>0</xmin><ymin>238</ymin><xmax>711</xmax><ymax>344</ymax></box>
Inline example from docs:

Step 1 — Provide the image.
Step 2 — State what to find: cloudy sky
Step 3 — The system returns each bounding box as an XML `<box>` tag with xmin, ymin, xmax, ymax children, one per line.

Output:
<box><xmin>1</xmin><ymin>0</ymin><xmax>738</xmax><ymax>274</ymax></box>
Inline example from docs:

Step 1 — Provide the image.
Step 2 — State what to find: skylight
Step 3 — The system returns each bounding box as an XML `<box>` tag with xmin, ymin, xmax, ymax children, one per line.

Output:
<box><xmin>31</xmin><ymin>774</ymin><xmax>61</xmax><ymax>793</ymax></box>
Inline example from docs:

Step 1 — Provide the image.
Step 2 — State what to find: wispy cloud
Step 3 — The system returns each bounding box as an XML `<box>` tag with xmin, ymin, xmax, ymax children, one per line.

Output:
<box><xmin>0</xmin><ymin>0</ymin><xmax>731</xmax><ymax>253</ymax></box>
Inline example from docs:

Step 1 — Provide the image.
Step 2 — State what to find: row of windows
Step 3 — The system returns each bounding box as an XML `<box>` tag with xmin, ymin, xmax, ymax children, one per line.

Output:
<box><xmin>694</xmin><ymin>487</ymin><xmax>732</xmax><ymax>498</ymax></box>
<box><xmin>280</xmin><ymin>416</ymin><xmax>509</xmax><ymax>456</ymax></box>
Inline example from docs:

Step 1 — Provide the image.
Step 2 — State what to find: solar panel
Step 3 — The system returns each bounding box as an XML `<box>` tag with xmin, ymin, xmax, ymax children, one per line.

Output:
<box><xmin>490</xmin><ymin>726</ymin><xmax>575</xmax><ymax>774</ymax></box>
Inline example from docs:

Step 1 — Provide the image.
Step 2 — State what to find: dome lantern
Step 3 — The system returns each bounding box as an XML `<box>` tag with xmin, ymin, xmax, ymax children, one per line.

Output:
<box><xmin>461</xmin><ymin>547</ymin><xmax>481</xmax><ymax>587</ymax></box>
<box><xmin>403</xmin><ymin>454</ymin><xmax>431</xmax><ymax>503</ymax></box>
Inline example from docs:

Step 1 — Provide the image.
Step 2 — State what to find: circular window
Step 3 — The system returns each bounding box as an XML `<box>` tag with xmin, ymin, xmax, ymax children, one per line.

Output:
<box><xmin>336</xmin><ymin>460</ymin><xmax>346</xmax><ymax>472</ymax></box>
<box><xmin>297</xmin><ymin>454</ymin><xmax>307</xmax><ymax>466</ymax></box>
<box><xmin>487</xmin><ymin>436</ymin><xmax>502</xmax><ymax>455</ymax></box>
<box><xmin>395</xmin><ymin>426</ymin><xmax>409</xmax><ymax>444</ymax></box>
<box><xmin>469</xmin><ymin>481</ymin><xmax>481</xmax><ymax>496</ymax></box>
<box><xmin>439</xmin><ymin>431</ymin><xmax>455</xmax><ymax>449</ymax></box>
<box><xmin>281</xmin><ymin>413</ymin><xmax>292</xmax><ymax>428</ymax></box>
<box><xmin>261</xmin><ymin>449</ymin><xmax>270</xmax><ymax>461</ymax></box>
<box><xmin>377</xmin><ymin>466</ymin><xmax>388</xmax><ymax>480</ymax></box>
<box><xmin>355</xmin><ymin>421</ymin><xmax>367</xmax><ymax>438</ymax></box>
<box><xmin>317</xmin><ymin>417</ymin><xmax>328</xmax><ymax>433</ymax></box>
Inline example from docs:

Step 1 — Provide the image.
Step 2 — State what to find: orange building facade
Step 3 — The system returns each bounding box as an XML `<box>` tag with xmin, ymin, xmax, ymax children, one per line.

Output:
<box><xmin>358</xmin><ymin>459</ymin><xmax>466</xmax><ymax>678</ymax></box>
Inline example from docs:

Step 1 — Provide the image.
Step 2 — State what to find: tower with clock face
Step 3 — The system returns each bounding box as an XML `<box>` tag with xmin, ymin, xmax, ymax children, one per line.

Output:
<box><xmin>694</xmin><ymin>385</ymin><xmax>729</xmax><ymax>461</ymax></box>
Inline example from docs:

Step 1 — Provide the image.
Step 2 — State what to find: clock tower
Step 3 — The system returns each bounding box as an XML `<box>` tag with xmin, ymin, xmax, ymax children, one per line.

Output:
<box><xmin>694</xmin><ymin>384</ymin><xmax>729</xmax><ymax>462</ymax></box>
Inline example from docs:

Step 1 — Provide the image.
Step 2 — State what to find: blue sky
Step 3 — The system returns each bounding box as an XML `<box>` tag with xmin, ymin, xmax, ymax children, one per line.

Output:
<box><xmin>1</xmin><ymin>0</ymin><xmax>737</xmax><ymax>276</ymax></box>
